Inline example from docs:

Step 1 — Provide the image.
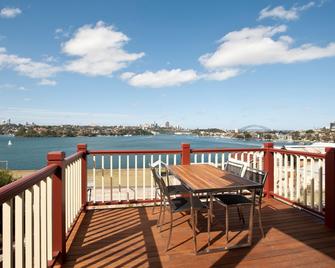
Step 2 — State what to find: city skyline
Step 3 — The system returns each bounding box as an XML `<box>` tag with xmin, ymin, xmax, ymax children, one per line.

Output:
<box><xmin>1</xmin><ymin>1</ymin><xmax>335</xmax><ymax>129</ymax></box>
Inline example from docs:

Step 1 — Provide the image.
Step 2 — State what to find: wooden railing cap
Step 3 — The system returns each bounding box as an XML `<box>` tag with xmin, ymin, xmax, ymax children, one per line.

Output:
<box><xmin>47</xmin><ymin>151</ymin><xmax>65</xmax><ymax>161</ymax></box>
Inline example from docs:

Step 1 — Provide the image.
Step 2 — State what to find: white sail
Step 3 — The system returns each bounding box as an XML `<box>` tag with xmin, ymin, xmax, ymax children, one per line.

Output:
<box><xmin>8</xmin><ymin>140</ymin><xmax>12</xmax><ymax>146</ymax></box>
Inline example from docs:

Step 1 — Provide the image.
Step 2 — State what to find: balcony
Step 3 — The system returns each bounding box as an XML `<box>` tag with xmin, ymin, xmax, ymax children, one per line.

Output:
<box><xmin>1</xmin><ymin>143</ymin><xmax>335</xmax><ymax>267</ymax></box>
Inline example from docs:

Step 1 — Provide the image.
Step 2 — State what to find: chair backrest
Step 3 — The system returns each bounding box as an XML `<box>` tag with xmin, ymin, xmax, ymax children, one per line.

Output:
<box><xmin>243</xmin><ymin>167</ymin><xmax>268</xmax><ymax>197</ymax></box>
<box><xmin>151</xmin><ymin>167</ymin><xmax>171</xmax><ymax>203</ymax></box>
<box><xmin>224</xmin><ymin>161</ymin><xmax>244</xmax><ymax>176</ymax></box>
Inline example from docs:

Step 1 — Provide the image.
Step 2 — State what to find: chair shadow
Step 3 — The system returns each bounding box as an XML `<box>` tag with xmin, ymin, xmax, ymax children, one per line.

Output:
<box><xmin>209</xmin><ymin>200</ymin><xmax>335</xmax><ymax>267</ymax></box>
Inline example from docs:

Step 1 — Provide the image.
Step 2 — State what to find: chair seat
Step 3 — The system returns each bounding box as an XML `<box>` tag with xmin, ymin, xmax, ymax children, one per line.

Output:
<box><xmin>171</xmin><ymin>196</ymin><xmax>207</xmax><ymax>212</ymax></box>
<box><xmin>167</xmin><ymin>184</ymin><xmax>189</xmax><ymax>195</ymax></box>
<box><xmin>215</xmin><ymin>194</ymin><xmax>252</xmax><ymax>206</ymax></box>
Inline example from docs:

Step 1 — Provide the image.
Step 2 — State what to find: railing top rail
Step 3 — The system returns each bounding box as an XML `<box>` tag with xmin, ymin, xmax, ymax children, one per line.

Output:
<box><xmin>88</xmin><ymin>149</ymin><xmax>182</xmax><ymax>155</ymax></box>
<box><xmin>0</xmin><ymin>164</ymin><xmax>58</xmax><ymax>204</ymax></box>
<box><xmin>191</xmin><ymin>148</ymin><xmax>264</xmax><ymax>153</ymax></box>
<box><xmin>64</xmin><ymin>151</ymin><xmax>84</xmax><ymax>166</ymax></box>
<box><xmin>270</xmin><ymin>148</ymin><xmax>325</xmax><ymax>159</ymax></box>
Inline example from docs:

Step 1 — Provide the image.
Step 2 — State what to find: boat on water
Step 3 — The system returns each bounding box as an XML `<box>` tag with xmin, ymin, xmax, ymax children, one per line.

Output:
<box><xmin>8</xmin><ymin>140</ymin><xmax>12</xmax><ymax>146</ymax></box>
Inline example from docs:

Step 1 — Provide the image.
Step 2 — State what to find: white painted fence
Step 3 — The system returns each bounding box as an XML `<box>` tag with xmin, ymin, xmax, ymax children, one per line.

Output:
<box><xmin>89</xmin><ymin>153</ymin><xmax>181</xmax><ymax>203</ymax></box>
<box><xmin>1</xmin><ymin>169</ymin><xmax>54</xmax><ymax>268</ymax></box>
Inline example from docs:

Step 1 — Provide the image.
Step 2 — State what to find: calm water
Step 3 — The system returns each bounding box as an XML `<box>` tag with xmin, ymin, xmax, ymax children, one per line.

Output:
<box><xmin>0</xmin><ymin>135</ymin><xmax>292</xmax><ymax>170</ymax></box>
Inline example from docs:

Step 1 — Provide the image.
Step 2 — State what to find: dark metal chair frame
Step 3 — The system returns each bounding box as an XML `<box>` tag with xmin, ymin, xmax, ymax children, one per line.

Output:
<box><xmin>214</xmin><ymin>167</ymin><xmax>267</xmax><ymax>242</ymax></box>
<box><xmin>151</xmin><ymin>167</ymin><xmax>209</xmax><ymax>252</ymax></box>
<box><xmin>224</xmin><ymin>161</ymin><xmax>244</xmax><ymax>176</ymax></box>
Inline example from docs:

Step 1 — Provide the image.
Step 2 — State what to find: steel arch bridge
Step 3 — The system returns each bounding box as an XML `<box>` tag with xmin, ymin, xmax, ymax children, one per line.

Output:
<box><xmin>239</xmin><ymin>125</ymin><xmax>272</xmax><ymax>132</ymax></box>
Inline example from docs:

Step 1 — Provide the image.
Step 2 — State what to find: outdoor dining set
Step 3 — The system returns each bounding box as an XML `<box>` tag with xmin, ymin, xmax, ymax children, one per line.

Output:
<box><xmin>151</xmin><ymin>161</ymin><xmax>267</xmax><ymax>254</ymax></box>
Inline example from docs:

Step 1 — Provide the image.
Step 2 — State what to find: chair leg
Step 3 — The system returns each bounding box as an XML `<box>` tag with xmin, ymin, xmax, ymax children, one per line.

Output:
<box><xmin>226</xmin><ymin>206</ymin><xmax>229</xmax><ymax>244</ymax></box>
<box><xmin>210</xmin><ymin>195</ymin><xmax>214</xmax><ymax>223</ymax></box>
<box><xmin>207</xmin><ymin>206</ymin><xmax>211</xmax><ymax>248</ymax></box>
<box><xmin>157</xmin><ymin>195</ymin><xmax>163</xmax><ymax>228</ymax></box>
<box><xmin>160</xmin><ymin>200</ymin><xmax>166</xmax><ymax>232</ymax></box>
<box><xmin>258</xmin><ymin>206</ymin><xmax>265</xmax><ymax>238</ymax></box>
<box><xmin>166</xmin><ymin>210</ymin><xmax>173</xmax><ymax>252</ymax></box>
<box><xmin>152</xmin><ymin>188</ymin><xmax>157</xmax><ymax>214</ymax></box>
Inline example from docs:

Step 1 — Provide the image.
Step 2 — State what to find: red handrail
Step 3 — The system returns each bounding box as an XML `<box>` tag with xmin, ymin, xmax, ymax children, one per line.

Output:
<box><xmin>64</xmin><ymin>151</ymin><xmax>84</xmax><ymax>165</ymax></box>
<box><xmin>0</xmin><ymin>164</ymin><xmax>58</xmax><ymax>204</ymax></box>
<box><xmin>270</xmin><ymin>148</ymin><xmax>325</xmax><ymax>159</ymax></box>
<box><xmin>88</xmin><ymin>149</ymin><xmax>182</xmax><ymax>155</ymax></box>
<box><xmin>191</xmin><ymin>148</ymin><xmax>264</xmax><ymax>153</ymax></box>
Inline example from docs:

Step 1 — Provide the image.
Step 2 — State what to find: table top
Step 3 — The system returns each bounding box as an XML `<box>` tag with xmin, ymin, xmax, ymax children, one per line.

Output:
<box><xmin>167</xmin><ymin>164</ymin><xmax>262</xmax><ymax>193</ymax></box>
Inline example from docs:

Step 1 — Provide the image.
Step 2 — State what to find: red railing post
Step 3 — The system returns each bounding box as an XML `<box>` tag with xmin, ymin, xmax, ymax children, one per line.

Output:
<box><xmin>181</xmin><ymin>143</ymin><xmax>191</xmax><ymax>165</ymax></box>
<box><xmin>47</xmin><ymin>151</ymin><xmax>66</xmax><ymax>263</ymax></box>
<box><xmin>77</xmin><ymin>144</ymin><xmax>88</xmax><ymax>209</ymax></box>
<box><xmin>263</xmin><ymin>142</ymin><xmax>274</xmax><ymax>199</ymax></box>
<box><xmin>325</xmin><ymin>147</ymin><xmax>335</xmax><ymax>229</ymax></box>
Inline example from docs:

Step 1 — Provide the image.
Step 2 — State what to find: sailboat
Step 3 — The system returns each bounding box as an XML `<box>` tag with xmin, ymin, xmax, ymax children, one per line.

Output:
<box><xmin>8</xmin><ymin>140</ymin><xmax>12</xmax><ymax>146</ymax></box>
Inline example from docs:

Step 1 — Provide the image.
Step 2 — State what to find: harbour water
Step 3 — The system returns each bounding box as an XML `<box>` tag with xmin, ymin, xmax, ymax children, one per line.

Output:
<box><xmin>0</xmin><ymin>135</ymin><xmax>293</xmax><ymax>170</ymax></box>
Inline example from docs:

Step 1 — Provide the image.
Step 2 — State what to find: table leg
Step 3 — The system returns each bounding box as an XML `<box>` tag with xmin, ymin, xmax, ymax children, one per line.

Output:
<box><xmin>248</xmin><ymin>189</ymin><xmax>256</xmax><ymax>246</ymax></box>
<box><xmin>190</xmin><ymin>193</ymin><xmax>197</xmax><ymax>254</ymax></box>
<box><xmin>207</xmin><ymin>193</ymin><xmax>212</xmax><ymax>251</ymax></box>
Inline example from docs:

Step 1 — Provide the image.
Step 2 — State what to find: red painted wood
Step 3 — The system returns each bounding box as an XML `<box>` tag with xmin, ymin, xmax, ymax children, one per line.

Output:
<box><xmin>88</xmin><ymin>149</ymin><xmax>181</xmax><ymax>155</ymax></box>
<box><xmin>263</xmin><ymin>142</ymin><xmax>274</xmax><ymax>199</ymax></box>
<box><xmin>325</xmin><ymin>147</ymin><xmax>335</xmax><ymax>229</ymax></box>
<box><xmin>181</xmin><ymin>143</ymin><xmax>191</xmax><ymax>165</ymax></box>
<box><xmin>0</xmin><ymin>165</ymin><xmax>57</xmax><ymax>204</ymax></box>
<box><xmin>47</xmin><ymin>151</ymin><xmax>66</xmax><ymax>263</ymax></box>
<box><xmin>64</xmin><ymin>151</ymin><xmax>84</xmax><ymax>165</ymax></box>
<box><xmin>191</xmin><ymin>148</ymin><xmax>263</xmax><ymax>153</ymax></box>
<box><xmin>77</xmin><ymin>144</ymin><xmax>87</xmax><ymax>208</ymax></box>
<box><xmin>270</xmin><ymin>148</ymin><xmax>325</xmax><ymax>159</ymax></box>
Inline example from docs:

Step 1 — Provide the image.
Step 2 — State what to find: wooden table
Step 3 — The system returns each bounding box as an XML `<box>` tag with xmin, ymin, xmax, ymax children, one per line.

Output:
<box><xmin>167</xmin><ymin>164</ymin><xmax>262</xmax><ymax>254</ymax></box>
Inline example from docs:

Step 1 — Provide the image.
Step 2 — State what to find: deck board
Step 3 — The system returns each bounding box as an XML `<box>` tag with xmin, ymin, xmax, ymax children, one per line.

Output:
<box><xmin>63</xmin><ymin>199</ymin><xmax>335</xmax><ymax>267</ymax></box>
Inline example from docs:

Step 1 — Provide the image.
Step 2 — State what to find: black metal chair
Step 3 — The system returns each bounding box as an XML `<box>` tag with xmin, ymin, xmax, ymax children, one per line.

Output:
<box><xmin>214</xmin><ymin>167</ymin><xmax>267</xmax><ymax>241</ymax></box>
<box><xmin>151</xmin><ymin>161</ymin><xmax>189</xmax><ymax>216</ymax></box>
<box><xmin>151</xmin><ymin>167</ymin><xmax>209</xmax><ymax>252</ymax></box>
<box><xmin>224</xmin><ymin>161</ymin><xmax>244</xmax><ymax>176</ymax></box>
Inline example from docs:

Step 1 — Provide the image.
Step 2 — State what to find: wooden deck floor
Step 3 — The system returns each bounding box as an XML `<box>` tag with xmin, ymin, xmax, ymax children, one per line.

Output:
<box><xmin>63</xmin><ymin>199</ymin><xmax>335</xmax><ymax>267</ymax></box>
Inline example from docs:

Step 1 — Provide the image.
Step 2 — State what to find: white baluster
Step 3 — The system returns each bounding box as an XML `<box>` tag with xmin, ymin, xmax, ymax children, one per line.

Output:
<box><xmin>33</xmin><ymin>184</ymin><xmax>41</xmax><ymax>268</ymax></box>
<box><xmin>135</xmin><ymin>155</ymin><xmax>138</xmax><ymax>200</ymax></box>
<box><xmin>118</xmin><ymin>155</ymin><xmax>121</xmax><ymax>202</ymax></box>
<box><xmin>143</xmin><ymin>155</ymin><xmax>146</xmax><ymax>200</ymax></box>
<box><xmin>93</xmin><ymin>155</ymin><xmax>96</xmax><ymax>203</ymax></box>
<box><xmin>25</xmin><ymin>189</ymin><xmax>33</xmax><ymax>268</ymax></box>
<box><xmin>102</xmin><ymin>155</ymin><xmax>105</xmax><ymax>203</ymax></box>
<box><xmin>3</xmin><ymin>199</ymin><xmax>13</xmax><ymax>268</ymax></box>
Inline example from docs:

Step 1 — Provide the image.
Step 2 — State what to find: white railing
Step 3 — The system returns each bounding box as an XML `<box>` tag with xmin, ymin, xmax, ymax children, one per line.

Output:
<box><xmin>88</xmin><ymin>151</ymin><xmax>181</xmax><ymax>203</ymax></box>
<box><xmin>192</xmin><ymin>150</ymin><xmax>264</xmax><ymax>171</ymax></box>
<box><xmin>64</xmin><ymin>157</ymin><xmax>82</xmax><ymax>234</ymax></box>
<box><xmin>273</xmin><ymin>152</ymin><xmax>325</xmax><ymax>213</ymax></box>
<box><xmin>1</xmin><ymin>166</ymin><xmax>55</xmax><ymax>268</ymax></box>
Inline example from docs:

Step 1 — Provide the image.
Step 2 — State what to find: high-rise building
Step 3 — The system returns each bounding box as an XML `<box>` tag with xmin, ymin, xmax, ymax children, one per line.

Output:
<box><xmin>165</xmin><ymin>121</ymin><xmax>170</xmax><ymax>128</ymax></box>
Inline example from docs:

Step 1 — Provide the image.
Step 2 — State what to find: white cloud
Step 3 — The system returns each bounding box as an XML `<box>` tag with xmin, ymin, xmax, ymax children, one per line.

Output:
<box><xmin>121</xmin><ymin>69</ymin><xmax>198</xmax><ymax>88</ymax></box>
<box><xmin>199</xmin><ymin>25</ymin><xmax>335</xmax><ymax>69</ymax></box>
<box><xmin>54</xmin><ymin>28</ymin><xmax>71</xmax><ymax>40</ymax></box>
<box><xmin>62</xmin><ymin>21</ymin><xmax>144</xmax><ymax>76</ymax></box>
<box><xmin>203</xmin><ymin>69</ymin><xmax>240</xmax><ymax>81</ymax></box>
<box><xmin>258</xmin><ymin>2</ymin><xmax>315</xmax><ymax>21</ymax></box>
<box><xmin>0</xmin><ymin>47</ymin><xmax>60</xmax><ymax>78</ymax></box>
<box><xmin>0</xmin><ymin>7</ymin><xmax>22</xmax><ymax>18</ymax></box>
<box><xmin>38</xmin><ymin>79</ymin><xmax>57</xmax><ymax>86</ymax></box>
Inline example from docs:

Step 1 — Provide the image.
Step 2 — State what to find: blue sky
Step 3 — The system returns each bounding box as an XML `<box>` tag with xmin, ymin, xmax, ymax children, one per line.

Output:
<box><xmin>0</xmin><ymin>0</ymin><xmax>335</xmax><ymax>130</ymax></box>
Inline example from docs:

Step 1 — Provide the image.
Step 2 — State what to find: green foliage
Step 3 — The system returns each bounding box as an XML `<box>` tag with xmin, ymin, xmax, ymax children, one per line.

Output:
<box><xmin>0</xmin><ymin>169</ymin><xmax>14</xmax><ymax>187</ymax></box>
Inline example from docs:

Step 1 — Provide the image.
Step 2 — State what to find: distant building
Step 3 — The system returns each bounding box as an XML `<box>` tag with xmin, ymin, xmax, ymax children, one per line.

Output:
<box><xmin>330</xmin><ymin>122</ymin><xmax>335</xmax><ymax>131</ymax></box>
<box><xmin>165</xmin><ymin>121</ymin><xmax>170</xmax><ymax>128</ymax></box>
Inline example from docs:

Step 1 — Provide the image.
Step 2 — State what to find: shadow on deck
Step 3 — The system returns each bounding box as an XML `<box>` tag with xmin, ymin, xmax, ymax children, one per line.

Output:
<box><xmin>63</xmin><ymin>199</ymin><xmax>335</xmax><ymax>267</ymax></box>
